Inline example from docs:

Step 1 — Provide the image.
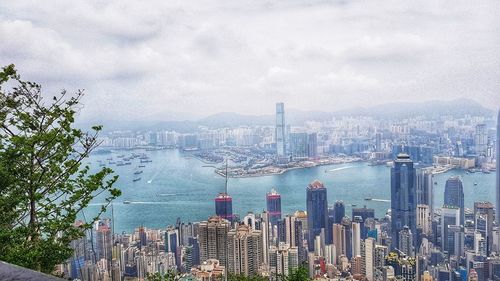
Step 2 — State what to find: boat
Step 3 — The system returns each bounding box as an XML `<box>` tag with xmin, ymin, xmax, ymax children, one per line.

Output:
<box><xmin>134</xmin><ymin>170</ymin><xmax>143</xmax><ymax>175</ymax></box>
<box><xmin>139</xmin><ymin>165</ymin><xmax>146</xmax><ymax>168</ymax></box>
<box><xmin>123</xmin><ymin>200</ymin><xmax>131</xmax><ymax>204</ymax></box>
<box><xmin>474</xmin><ymin>182</ymin><xmax>478</xmax><ymax>186</ymax></box>
<box><xmin>133</xmin><ymin>178</ymin><xmax>141</xmax><ymax>182</ymax></box>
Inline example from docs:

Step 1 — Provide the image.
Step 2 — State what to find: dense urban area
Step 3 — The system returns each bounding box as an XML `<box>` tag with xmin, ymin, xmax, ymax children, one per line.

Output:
<box><xmin>56</xmin><ymin>103</ymin><xmax>500</xmax><ymax>281</ymax></box>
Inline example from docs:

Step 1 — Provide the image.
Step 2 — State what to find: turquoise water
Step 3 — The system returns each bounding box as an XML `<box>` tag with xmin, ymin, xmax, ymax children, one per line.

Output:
<box><xmin>84</xmin><ymin>149</ymin><xmax>496</xmax><ymax>233</ymax></box>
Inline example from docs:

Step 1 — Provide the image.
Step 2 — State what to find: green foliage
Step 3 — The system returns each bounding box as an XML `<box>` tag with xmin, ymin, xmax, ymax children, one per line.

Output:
<box><xmin>0</xmin><ymin>64</ymin><xmax>121</xmax><ymax>273</ymax></box>
<box><xmin>146</xmin><ymin>271</ymin><xmax>178</xmax><ymax>281</ymax></box>
<box><xmin>227</xmin><ymin>266</ymin><xmax>311</xmax><ymax>281</ymax></box>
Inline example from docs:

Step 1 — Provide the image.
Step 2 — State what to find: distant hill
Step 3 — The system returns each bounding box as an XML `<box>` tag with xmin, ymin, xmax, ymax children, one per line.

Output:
<box><xmin>78</xmin><ymin>98</ymin><xmax>494</xmax><ymax>131</ymax></box>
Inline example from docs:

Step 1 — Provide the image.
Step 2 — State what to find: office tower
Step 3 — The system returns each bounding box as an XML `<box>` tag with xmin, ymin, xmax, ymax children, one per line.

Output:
<box><xmin>361</xmin><ymin>237</ymin><xmax>376</xmax><ymax>281</ymax></box>
<box><xmin>308</xmin><ymin>133</ymin><xmax>318</xmax><ymax>157</ymax></box>
<box><xmin>289</xmin><ymin>132</ymin><xmax>309</xmax><ymax>159</ymax></box>
<box><xmin>165</xmin><ymin>228</ymin><xmax>178</xmax><ymax>253</ymax></box>
<box><xmin>391</xmin><ymin>153</ymin><xmax>416</xmax><ymax>250</ymax></box>
<box><xmin>474</xmin><ymin>201</ymin><xmax>494</xmax><ymax>255</ymax></box>
<box><xmin>441</xmin><ymin>206</ymin><xmax>460</xmax><ymax>254</ymax></box>
<box><xmin>447</xmin><ymin>225</ymin><xmax>464</xmax><ymax>257</ymax></box>
<box><xmin>374</xmin><ymin>245</ymin><xmax>388</xmax><ymax>268</ymax></box>
<box><xmin>416</xmin><ymin>204</ymin><xmax>431</xmax><ymax>235</ymax></box>
<box><xmin>496</xmin><ymin>110</ymin><xmax>500</xmax><ymax>225</ymax></box>
<box><xmin>284</xmin><ymin>215</ymin><xmax>306</xmax><ymax>264</ymax></box>
<box><xmin>474</xmin><ymin>124</ymin><xmax>488</xmax><ymax>156</ymax></box>
<box><xmin>342</xmin><ymin>217</ymin><xmax>353</xmax><ymax>260</ymax></box>
<box><xmin>306</xmin><ymin>180</ymin><xmax>329</xmax><ymax>251</ymax></box>
<box><xmin>333</xmin><ymin>200</ymin><xmax>346</xmax><ymax>224</ymax></box>
<box><xmin>269</xmin><ymin>243</ymin><xmax>299</xmax><ymax>277</ymax></box>
<box><xmin>416</xmin><ymin>168</ymin><xmax>434</xmax><ymax>215</ymax></box>
<box><xmin>352</xmin><ymin>221</ymin><xmax>361</xmax><ymax>257</ymax></box>
<box><xmin>215</xmin><ymin>192</ymin><xmax>233</xmax><ymax>222</ymax></box>
<box><xmin>333</xmin><ymin>223</ymin><xmax>346</xmax><ymax>260</ymax></box>
<box><xmin>276</xmin><ymin>102</ymin><xmax>286</xmax><ymax>158</ymax></box>
<box><xmin>375</xmin><ymin>132</ymin><xmax>382</xmax><ymax>151</ymax></box>
<box><xmin>198</xmin><ymin>216</ymin><xmax>230</xmax><ymax>266</ymax></box>
<box><xmin>138</xmin><ymin>226</ymin><xmax>147</xmax><ymax>248</ymax></box>
<box><xmin>266</xmin><ymin>188</ymin><xmax>282</xmax><ymax>226</ymax></box>
<box><xmin>96</xmin><ymin>220</ymin><xmax>112</xmax><ymax>262</ymax></box>
<box><xmin>261</xmin><ymin>211</ymin><xmax>270</xmax><ymax>265</ymax></box>
<box><xmin>187</xmin><ymin>237</ymin><xmax>200</xmax><ymax>267</ymax></box>
<box><xmin>227</xmin><ymin>225</ymin><xmax>263</xmax><ymax>276</ymax></box>
<box><xmin>352</xmin><ymin>206</ymin><xmax>375</xmax><ymax>221</ymax></box>
<box><xmin>444</xmin><ymin>177</ymin><xmax>465</xmax><ymax>225</ymax></box>
<box><xmin>398</xmin><ymin>226</ymin><xmax>414</xmax><ymax>257</ymax></box>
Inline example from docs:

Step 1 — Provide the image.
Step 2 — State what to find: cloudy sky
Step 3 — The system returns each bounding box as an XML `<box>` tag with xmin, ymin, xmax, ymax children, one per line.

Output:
<box><xmin>0</xmin><ymin>0</ymin><xmax>499</xmax><ymax>121</ymax></box>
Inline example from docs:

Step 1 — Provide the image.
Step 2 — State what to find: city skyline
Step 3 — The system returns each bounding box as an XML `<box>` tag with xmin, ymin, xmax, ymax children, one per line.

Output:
<box><xmin>1</xmin><ymin>1</ymin><xmax>499</xmax><ymax>121</ymax></box>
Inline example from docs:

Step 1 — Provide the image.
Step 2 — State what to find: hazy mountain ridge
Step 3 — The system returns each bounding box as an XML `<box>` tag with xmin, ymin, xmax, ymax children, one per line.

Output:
<box><xmin>78</xmin><ymin>99</ymin><xmax>494</xmax><ymax>131</ymax></box>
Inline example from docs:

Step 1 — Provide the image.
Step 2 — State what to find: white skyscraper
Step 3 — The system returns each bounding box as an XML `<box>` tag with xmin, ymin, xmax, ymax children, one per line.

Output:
<box><xmin>276</xmin><ymin>102</ymin><xmax>286</xmax><ymax>159</ymax></box>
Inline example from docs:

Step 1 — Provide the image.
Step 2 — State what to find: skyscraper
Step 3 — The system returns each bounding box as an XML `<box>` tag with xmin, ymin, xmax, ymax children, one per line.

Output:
<box><xmin>441</xmin><ymin>206</ymin><xmax>460</xmax><ymax>254</ymax></box>
<box><xmin>306</xmin><ymin>180</ymin><xmax>329</xmax><ymax>251</ymax></box>
<box><xmin>391</xmin><ymin>153</ymin><xmax>416</xmax><ymax>250</ymax></box>
<box><xmin>215</xmin><ymin>192</ymin><xmax>233</xmax><ymax>222</ymax></box>
<box><xmin>289</xmin><ymin>132</ymin><xmax>309</xmax><ymax>159</ymax></box>
<box><xmin>266</xmin><ymin>188</ymin><xmax>282</xmax><ymax>226</ymax></box>
<box><xmin>227</xmin><ymin>224</ymin><xmax>263</xmax><ymax>276</ymax></box>
<box><xmin>276</xmin><ymin>102</ymin><xmax>286</xmax><ymax>159</ymax></box>
<box><xmin>496</xmin><ymin>110</ymin><xmax>500</xmax><ymax>224</ymax></box>
<box><xmin>333</xmin><ymin>200</ymin><xmax>346</xmax><ymax>224</ymax></box>
<box><xmin>444</xmin><ymin>177</ymin><xmax>465</xmax><ymax>225</ymax></box>
<box><xmin>198</xmin><ymin>216</ymin><xmax>230</xmax><ymax>266</ymax></box>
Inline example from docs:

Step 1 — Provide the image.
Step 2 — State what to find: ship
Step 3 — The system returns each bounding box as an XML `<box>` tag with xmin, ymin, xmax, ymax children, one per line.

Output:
<box><xmin>134</xmin><ymin>170</ymin><xmax>143</xmax><ymax>175</ymax></box>
<box><xmin>133</xmin><ymin>178</ymin><xmax>141</xmax><ymax>182</ymax></box>
<box><xmin>139</xmin><ymin>165</ymin><xmax>146</xmax><ymax>168</ymax></box>
<box><xmin>123</xmin><ymin>200</ymin><xmax>131</xmax><ymax>204</ymax></box>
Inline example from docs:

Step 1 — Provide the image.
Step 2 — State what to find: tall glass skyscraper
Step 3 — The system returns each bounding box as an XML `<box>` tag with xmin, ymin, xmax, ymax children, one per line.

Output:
<box><xmin>276</xmin><ymin>102</ymin><xmax>286</xmax><ymax>159</ymax></box>
<box><xmin>333</xmin><ymin>200</ymin><xmax>345</xmax><ymax>224</ymax></box>
<box><xmin>444</xmin><ymin>177</ymin><xmax>465</xmax><ymax>225</ymax></box>
<box><xmin>391</xmin><ymin>153</ymin><xmax>416</xmax><ymax>250</ymax></box>
<box><xmin>306</xmin><ymin>180</ymin><xmax>329</xmax><ymax>251</ymax></box>
<box><xmin>266</xmin><ymin>188</ymin><xmax>282</xmax><ymax>226</ymax></box>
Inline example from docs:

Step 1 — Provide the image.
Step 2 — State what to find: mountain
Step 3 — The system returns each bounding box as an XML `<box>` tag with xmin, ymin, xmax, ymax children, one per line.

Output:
<box><xmin>77</xmin><ymin>98</ymin><xmax>494</xmax><ymax>131</ymax></box>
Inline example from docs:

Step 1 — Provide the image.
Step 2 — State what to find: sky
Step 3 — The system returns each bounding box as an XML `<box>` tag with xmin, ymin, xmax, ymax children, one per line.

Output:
<box><xmin>0</xmin><ymin>0</ymin><xmax>499</xmax><ymax>121</ymax></box>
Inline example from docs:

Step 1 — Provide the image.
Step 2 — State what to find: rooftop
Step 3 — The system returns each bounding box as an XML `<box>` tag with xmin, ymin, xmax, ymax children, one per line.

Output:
<box><xmin>308</xmin><ymin>179</ymin><xmax>325</xmax><ymax>189</ymax></box>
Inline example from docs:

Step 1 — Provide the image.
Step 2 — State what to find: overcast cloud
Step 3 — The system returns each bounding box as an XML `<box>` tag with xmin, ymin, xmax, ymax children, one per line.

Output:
<box><xmin>0</xmin><ymin>0</ymin><xmax>499</xmax><ymax>121</ymax></box>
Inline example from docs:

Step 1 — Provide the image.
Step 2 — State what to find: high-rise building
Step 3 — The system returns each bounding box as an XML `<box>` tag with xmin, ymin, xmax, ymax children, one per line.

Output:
<box><xmin>289</xmin><ymin>132</ymin><xmax>309</xmax><ymax>159</ymax></box>
<box><xmin>391</xmin><ymin>153</ymin><xmax>416</xmax><ymax>250</ymax></box>
<box><xmin>496</xmin><ymin>110</ymin><xmax>500</xmax><ymax>225</ymax></box>
<box><xmin>352</xmin><ymin>221</ymin><xmax>362</xmax><ymax>257</ymax></box>
<box><xmin>352</xmin><ymin>206</ymin><xmax>375</xmax><ymax>222</ymax></box>
<box><xmin>227</xmin><ymin>225</ymin><xmax>263</xmax><ymax>276</ymax></box>
<box><xmin>361</xmin><ymin>237</ymin><xmax>376</xmax><ymax>281</ymax></box>
<box><xmin>416</xmin><ymin>204</ymin><xmax>431</xmax><ymax>235</ymax></box>
<box><xmin>276</xmin><ymin>102</ymin><xmax>286</xmax><ymax>159</ymax></box>
<box><xmin>306</xmin><ymin>180</ymin><xmax>329</xmax><ymax>252</ymax></box>
<box><xmin>398</xmin><ymin>226</ymin><xmax>414</xmax><ymax>257</ymax></box>
<box><xmin>444</xmin><ymin>177</ymin><xmax>465</xmax><ymax>225</ymax></box>
<box><xmin>474</xmin><ymin>201</ymin><xmax>494</xmax><ymax>255</ymax></box>
<box><xmin>96</xmin><ymin>219</ymin><xmax>112</xmax><ymax>262</ymax></box>
<box><xmin>474</xmin><ymin>124</ymin><xmax>488</xmax><ymax>156</ymax></box>
<box><xmin>333</xmin><ymin>223</ymin><xmax>346</xmax><ymax>261</ymax></box>
<box><xmin>333</xmin><ymin>201</ymin><xmax>345</xmax><ymax>224</ymax></box>
<box><xmin>198</xmin><ymin>216</ymin><xmax>230</xmax><ymax>266</ymax></box>
<box><xmin>215</xmin><ymin>193</ymin><xmax>233</xmax><ymax>222</ymax></box>
<box><xmin>307</xmin><ymin>133</ymin><xmax>318</xmax><ymax>158</ymax></box>
<box><xmin>441</xmin><ymin>206</ymin><xmax>460</xmax><ymax>254</ymax></box>
<box><xmin>269</xmin><ymin>243</ymin><xmax>299</xmax><ymax>277</ymax></box>
<box><xmin>266</xmin><ymin>188</ymin><xmax>282</xmax><ymax>226</ymax></box>
<box><xmin>416</xmin><ymin>168</ymin><xmax>434</xmax><ymax>215</ymax></box>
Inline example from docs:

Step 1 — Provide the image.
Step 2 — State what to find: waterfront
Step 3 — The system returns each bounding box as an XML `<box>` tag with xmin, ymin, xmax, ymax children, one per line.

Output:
<box><xmin>85</xmin><ymin>149</ymin><xmax>496</xmax><ymax>233</ymax></box>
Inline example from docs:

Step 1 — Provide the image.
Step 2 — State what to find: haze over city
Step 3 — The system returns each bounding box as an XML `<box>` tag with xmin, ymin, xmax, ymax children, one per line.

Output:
<box><xmin>1</xmin><ymin>0</ymin><xmax>499</xmax><ymax>122</ymax></box>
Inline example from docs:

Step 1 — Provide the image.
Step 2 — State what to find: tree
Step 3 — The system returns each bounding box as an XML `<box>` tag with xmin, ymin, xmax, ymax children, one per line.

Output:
<box><xmin>0</xmin><ymin>64</ymin><xmax>121</xmax><ymax>273</ymax></box>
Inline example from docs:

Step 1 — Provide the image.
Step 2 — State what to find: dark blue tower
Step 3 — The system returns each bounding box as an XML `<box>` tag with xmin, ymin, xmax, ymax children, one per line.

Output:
<box><xmin>391</xmin><ymin>153</ymin><xmax>416</xmax><ymax>251</ymax></box>
<box><xmin>444</xmin><ymin>176</ymin><xmax>465</xmax><ymax>225</ymax></box>
<box><xmin>266</xmin><ymin>188</ymin><xmax>282</xmax><ymax>226</ymax></box>
<box><xmin>306</xmin><ymin>180</ymin><xmax>329</xmax><ymax>252</ymax></box>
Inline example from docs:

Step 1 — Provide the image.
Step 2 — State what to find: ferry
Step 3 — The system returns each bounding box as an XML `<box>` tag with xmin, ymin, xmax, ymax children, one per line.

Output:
<box><xmin>134</xmin><ymin>170</ymin><xmax>143</xmax><ymax>175</ymax></box>
<box><xmin>123</xmin><ymin>200</ymin><xmax>131</xmax><ymax>204</ymax></box>
<box><xmin>133</xmin><ymin>178</ymin><xmax>141</xmax><ymax>182</ymax></box>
